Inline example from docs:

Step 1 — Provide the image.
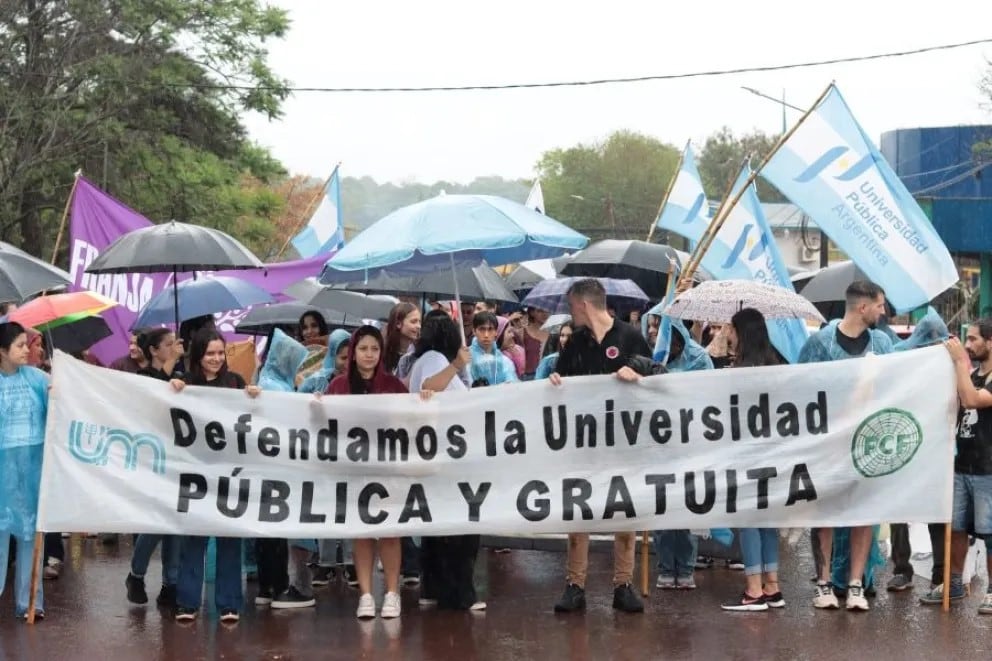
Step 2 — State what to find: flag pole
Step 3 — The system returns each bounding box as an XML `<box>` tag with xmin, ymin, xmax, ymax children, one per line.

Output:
<box><xmin>273</xmin><ymin>163</ymin><xmax>341</xmax><ymax>260</ymax></box>
<box><xmin>50</xmin><ymin>170</ymin><xmax>82</xmax><ymax>264</ymax></box>
<box><xmin>678</xmin><ymin>82</ymin><xmax>835</xmax><ymax>287</ymax></box>
<box><xmin>645</xmin><ymin>142</ymin><xmax>687</xmax><ymax>244</ymax></box>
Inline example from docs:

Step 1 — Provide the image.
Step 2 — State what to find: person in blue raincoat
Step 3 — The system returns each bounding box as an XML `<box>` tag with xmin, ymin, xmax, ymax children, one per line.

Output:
<box><xmin>799</xmin><ymin>280</ymin><xmax>893</xmax><ymax>612</ymax></box>
<box><xmin>298</xmin><ymin>329</ymin><xmax>352</xmax><ymax>394</ymax></box>
<box><xmin>535</xmin><ymin>321</ymin><xmax>574</xmax><ymax>380</ymax></box>
<box><xmin>641</xmin><ymin>304</ymin><xmax>713</xmax><ymax>589</ymax></box>
<box><xmin>0</xmin><ymin>321</ymin><xmax>48</xmax><ymax>620</ymax></box>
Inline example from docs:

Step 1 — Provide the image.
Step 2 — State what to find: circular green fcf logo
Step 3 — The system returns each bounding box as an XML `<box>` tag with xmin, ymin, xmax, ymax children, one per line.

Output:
<box><xmin>851</xmin><ymin>408</ymin><xmax>923</xmax><ymax>478</ymax></box>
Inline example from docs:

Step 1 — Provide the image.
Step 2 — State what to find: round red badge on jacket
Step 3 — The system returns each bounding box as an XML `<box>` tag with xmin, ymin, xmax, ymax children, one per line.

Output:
<box><xmin>605</xmin><ymin>346</ymin><xmax>619</xmax><ymax>360</ymax></box>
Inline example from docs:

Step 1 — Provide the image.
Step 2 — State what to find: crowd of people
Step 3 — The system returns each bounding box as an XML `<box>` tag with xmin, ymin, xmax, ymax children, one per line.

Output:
<box><xmin>2</xmin><ymin>277</ymin><xmax>992</xmax><ymax>624</ymax></box>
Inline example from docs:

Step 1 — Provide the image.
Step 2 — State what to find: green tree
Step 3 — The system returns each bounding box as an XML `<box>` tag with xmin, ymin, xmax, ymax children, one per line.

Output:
<box><xmin>0</xmin><ymin>0</ymin><xmax>290</xmax><ymax>259</ymax></box>
<box><xmin>535</xmin><ymin>131</ymin><xmax>680</xmax><ymax>240</ymax></box>
<box><xmin>697</xmin><ymin>127</ymin><xmax>786</xmax><ymax>203</ymax></box>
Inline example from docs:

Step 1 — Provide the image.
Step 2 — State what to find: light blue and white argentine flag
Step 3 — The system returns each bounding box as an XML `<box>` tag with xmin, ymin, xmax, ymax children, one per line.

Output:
<box><xmin>291</xmin><ymin>166</ymin><xmax>345</xmax><ymax>258</ymax></box>
<box><xmin>654</xmin><ymin>141</ymin><xmax>710</xmax><ymax>240</ymax></box>
<box><xmin>698</xmin><ymin>166</ymin><xmax>808</xmax><ymax>363</ymax></box>
<box><xmin>760</xmin><ymin>85</ymin><xmax>957</xmax><ymax>313</ymax></box>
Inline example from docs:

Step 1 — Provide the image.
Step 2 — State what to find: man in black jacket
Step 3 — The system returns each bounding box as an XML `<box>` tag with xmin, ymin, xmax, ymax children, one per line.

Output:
<box><xmin>549</xmin><ymin>278</ymin><xmax>653</xmax><ymax>614</ymax></box>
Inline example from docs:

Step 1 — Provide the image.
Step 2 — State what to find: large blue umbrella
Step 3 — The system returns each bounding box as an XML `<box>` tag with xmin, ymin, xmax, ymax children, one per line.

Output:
<box><xmin>319</xmin><ymin>194</ymin><xmax>588</xmax><ymax>284</ymax></box>
<box><xmin>134</xmin><ymin>275</ymin><xmax>275</xmax><ymax>327</ymax></box>
<box><xmin>522</xmin><ymin>277</ymin><xmax>649</xmax><ymax>315</ymax></box>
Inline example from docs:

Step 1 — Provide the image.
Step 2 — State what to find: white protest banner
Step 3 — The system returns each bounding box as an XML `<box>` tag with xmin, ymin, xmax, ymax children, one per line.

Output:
<box><xmin>39</xmin><ymin>348</ymin><xmax>956</xmax><ymax>538</ymax></box>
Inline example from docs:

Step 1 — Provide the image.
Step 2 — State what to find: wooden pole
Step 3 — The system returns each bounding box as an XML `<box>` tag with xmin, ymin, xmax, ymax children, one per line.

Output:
<box><xmin>26</xmin><ymin>531</ymin><xmax>43</xmax><ymax>624</ymax></box>
<box><xmin>942</xmin><ymin>522</ymin><xmax>952</xmax><ymax>612</ymax></box>
<box><xmin>678</xmin><ymin>83</ymin><xmax>835</xmax><ymax>287</ymax></box>
<box><xmin>273</xmin><ymin>163</ymin><xmax>340</xmax><ymax>260</ymax></box>
<box><xmin>640</xmin><ymin>530</ymin><xmax>650</xmax><ymax>597</ymax></box>
<box><xmin>645</xmin><ymin>142</ymin><xmax>687</xmax><ymax>244</ymax></box>
<box><xmin>49</xmin><ymin>170</ymin><xmax>82</xmax><ymax>265</ymax></box>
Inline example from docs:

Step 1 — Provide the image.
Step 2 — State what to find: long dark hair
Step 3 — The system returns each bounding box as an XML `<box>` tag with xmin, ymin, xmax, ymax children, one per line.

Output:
<box><xmin>384</xmin><ymin>302</ymin><xmax>418</xmax><ymax>373</ymax></box>
<box><xmin>187</xmin><ymin>329</ymin><xmax>231</xmax><ymax>385</ymax></box>
<box><xmin>138</xmin><ymin>328</ymin><xmax>173</xmax><ymax>363</ymax></box>
<box><xmin>348</xmin><ymin>325</ymin><xmax>385</xmax><ymax>395</ymax></box>
<box><xmin>414</xmin><ymin>309</ymin><xmax>461</xmax><ymax>361</ymax></box>
<box><xmin>731</xmin><ymin>308</ymin><xmax>783</xmax><ymax>368</ymax></box>
<box><xmin>0</xmin><ymin>321</ymin><xmax>26</xmax><ymax>352</ymax></box>
<box><xmin>298</xmin><ymin>310</ymin><xmax>329</xmax><ymax>343</ymax></box>
<box><xmin>543</xmin><ymin>321</ymin><xmax>574</xmax><ymax>358</ymax></box>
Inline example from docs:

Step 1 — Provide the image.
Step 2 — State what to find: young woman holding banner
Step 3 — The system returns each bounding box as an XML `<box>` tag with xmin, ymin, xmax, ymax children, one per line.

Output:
<box><xmin>0</xmin><ymin>321</ymin><xmax>49</xmax><ymax>620</ymax></box>
<box><xmin>125</xmin><ymin>327</ymin><xmax>186</xmax><ymax>608</ymax></box>
<box><xmin>407</xmin><ymin>311</ymin><xmax>486</xmax><ymax>611</ymax></box>
<box><xmin>720</xmin><ymin>308</ymin><xmax>786</xmax><ymax>612</ymax></box>
<box><xmin>325</xmin><ymin>325</ymin><xmax>409</xmax><ymax>619</ymax></box>
<box><xmin>169</xmin><ymin>330</ymin><xmax>260</xmax><ymax>623</ymax></box>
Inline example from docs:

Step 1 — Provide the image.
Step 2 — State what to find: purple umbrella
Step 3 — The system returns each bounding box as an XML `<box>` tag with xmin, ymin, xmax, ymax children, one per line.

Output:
<box><xmin>521</xmin><ymin>277</ymin><xmax>649</xmax><ymax>315</ymax></box>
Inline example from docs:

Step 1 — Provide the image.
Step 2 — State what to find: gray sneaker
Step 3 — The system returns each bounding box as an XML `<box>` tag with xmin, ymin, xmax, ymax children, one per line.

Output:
<box><xmin>655</xmin><ymin>574</ymin><xmax>676</xmax><ymax>589</ymax></box>
<box><xmin>920</xmin><ymin>582</ymin><xmax>965</xmax><ymax>605</ymax></box>
<box><xmin>886</xmin><ymin>574</ymin><xmax>913</xmax><ymax>592</ymax></box>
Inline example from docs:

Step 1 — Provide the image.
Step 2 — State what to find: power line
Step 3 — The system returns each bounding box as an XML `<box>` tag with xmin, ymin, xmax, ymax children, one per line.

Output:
<box><xmin>143</xmin><ymin>36</ymin><xmax>992</xmax><ymax>94</ymax></box>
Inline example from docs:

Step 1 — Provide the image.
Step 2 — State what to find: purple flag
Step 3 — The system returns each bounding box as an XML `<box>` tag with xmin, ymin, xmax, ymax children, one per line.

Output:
<box><xmin>68</xmin><ymin>177</ymin><xmax>326</xmax><ymax>365</ymax></box>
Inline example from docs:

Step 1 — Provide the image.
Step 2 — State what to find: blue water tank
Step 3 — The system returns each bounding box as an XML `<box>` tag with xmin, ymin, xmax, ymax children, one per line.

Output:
<box><xmin>880</xmin><ymin>126</ymin><xmax>992</xmax><ymax>198</ymax></box>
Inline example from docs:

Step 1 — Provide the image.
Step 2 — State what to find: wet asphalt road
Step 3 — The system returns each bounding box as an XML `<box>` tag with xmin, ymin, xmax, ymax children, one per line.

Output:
<box><xmin>1</xmin><ymin>534</ymin><xmax>990</xmax><ymax>660</ymax></box>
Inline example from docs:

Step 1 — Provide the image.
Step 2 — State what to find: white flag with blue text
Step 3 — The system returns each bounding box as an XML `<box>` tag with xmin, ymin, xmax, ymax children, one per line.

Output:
<box><xmin>654</xmin><ymin>142</ymin><xmax>710</xmax><ymax>239</ymax></box>
<box><xmin>697</xmin><ymin>166</ymin><xmax>809</xmax><ymax>363</ymax></box>
<box><xmin>760</xmin><ymin>86</ymin><xmax>957</xmax><ymax>312</ymax></box>
<box><xmin>291</xmin><ymin>166</ymin><xmax>344</xmax><ymax>258</ymax></box>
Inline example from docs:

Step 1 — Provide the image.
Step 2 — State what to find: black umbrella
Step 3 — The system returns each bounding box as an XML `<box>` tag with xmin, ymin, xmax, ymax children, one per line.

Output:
<box><xmin>234</xmin><ymin>302</ymin><xmax>366</xmax><ymax>337</ymax></box>
<box><xmin>793</xmin><ymin>261</ymin><xmax>895</xmax><ymax>319</ymax></box>
<box><xmin>282</xmin><ymin>279</ymin><xmax>399</xmax><ymax>319</ymax></box>
<box><xmin>84</xmin><ymin>221</ymin><xmax>264</xmax><ymax>328</ymax></box>
<box><xmin>557</xmin><ymin>239</ymin><xmax>710</xmax><ymax>300</ymax></box>
<box><xmin>504</xmin><ymin>263</ymin><xmax>550</xmax><ymax>295</ymax></box>
<box><xmin>45</xmin><ymin>315</ymin><xmax>113</xmax><ymax>354</ymax></box>
<box><xmin>0</xmin><ymin>241</ymin><xmax>72</xmax><ymax>304</ymax></box>
<box><xmin>332</xmin><ymin>263</ymin><xmax>518</xmax><ymax>304</ymax></box>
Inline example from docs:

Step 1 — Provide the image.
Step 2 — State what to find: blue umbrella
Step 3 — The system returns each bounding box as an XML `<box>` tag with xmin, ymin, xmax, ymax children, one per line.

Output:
<box><xmin>522</xmin><ymin>277</ymin><xmax>649</xmax><ymax>315</ymax></box>
<box><xmin>134</xmin><ymin>275</ymin><xmax>275</xmax><ymax>327</ymax></box>
<box><xmin>319</xmin><ymin>194</ymin><xmax>588</xmax><ymax>284</ymax></box>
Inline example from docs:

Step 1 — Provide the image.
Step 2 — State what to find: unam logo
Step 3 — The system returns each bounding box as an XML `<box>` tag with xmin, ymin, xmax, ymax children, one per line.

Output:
<box><xmin>794</xmin><ymin>146</ymin><xmax>874</xmax><ymax>183</ymax></box>
<box><xmin>68</xmin><ymin>421</ymin><xmax>167</xmax><ymax>475</ymax></box>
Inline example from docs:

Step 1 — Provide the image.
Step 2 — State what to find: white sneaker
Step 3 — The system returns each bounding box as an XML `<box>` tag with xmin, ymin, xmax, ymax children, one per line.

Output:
<box><xmin>380</xmin><ymin>591</ymin><xmax>401</xmax><ymax>619</ymax></box>
<box><xmin>470</xmin><ymin>601</ymin><xmax>487</xmax><ymax>611</ymax></box>
<box><xmin>356</xmin><ymin>593</ymin><xmax>376</xmax><ymax>619</ymax></box>
<box><xmin>846</xmin><ymin>583</ymin><xmax>869</xmax><ymax>611</ymax></box>
<box><xmin>813</xmin><ymin>582</ymin><xmax>839</xmax><ymax>609</ymax></box>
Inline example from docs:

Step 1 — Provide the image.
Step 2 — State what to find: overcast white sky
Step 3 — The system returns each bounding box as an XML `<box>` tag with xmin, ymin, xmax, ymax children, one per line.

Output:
<box><xmin>242</xmin><ymin>0</ymin><xmax>992</xmax><ymax>184</ymax></box>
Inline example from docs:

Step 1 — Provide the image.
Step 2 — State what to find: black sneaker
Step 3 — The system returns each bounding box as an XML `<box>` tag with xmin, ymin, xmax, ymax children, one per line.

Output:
<box><xmin>125</xmin><ymin>573</ymin><xmax>148</xmax><ymax>605</ymax></box>
<box><xmin>721</xmin><ymin>592</ymin><xmax>768</xmax><ymax>612</ymax></box>
<box><xmin>763</xmin><ymin>591</ymin><xmax>786</xmax><ymax>608</ymax></box>
<box><xmin>174</xmin><ymin>606</ymin><xmax>197</xmax><ymax>622</ymax></box>
<box><xmin>219</xmin><ymin>609</ymin><xmax>240</xmax><ymax>623</ymax></box>
<box><xmin>311</xmin><ymin>566</ymin><xmax>335</xmax><ymax>587</ymax></box>
<box><xmin>255</xmin><ymin>588</ymin><xmax>275</xmax><ymax>606</ymax></box>
<box><xmin>402</xmin><ymin>572</ymin><xmax>421</xmax><ymax>587</ymax></box>
<box><xmin>271</xmin><ymin>586</ymin><xmax>316</xmax><ymax>609</ymax></box>
<box><xmin>612</xmin><ymin>583</ymin><xmax>644</xmax><ymax>613</ymax></box>
<box><xmin>553</xmin><ymin>583</ymin><xmax>587</xmax><ymax>613</ymax></box>
<box><xmin>157</xmin><ymin>584</ymin><xmax>177</xmax><ymax>608</ymax></box>
<box><xmin>343</xmin><ymin>564</ymin><xmax>359</xmax><ymax>588</ymax></box>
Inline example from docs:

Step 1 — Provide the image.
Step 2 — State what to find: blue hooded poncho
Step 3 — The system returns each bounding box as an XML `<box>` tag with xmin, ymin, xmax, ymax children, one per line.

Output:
<box><xmin>642</xmin><ymin>303</ymin><xmax>713</xmax><ymax>373</ymax></box>
<box><xmin>258</xmin><ymin>328</ymin><xmax>308</xmax><ymax>392</ymax></box>
<box><xmin>298</xmin><ymin>329</ymin><xmax>352</xmax><ymax>394</ymax></box>
<box><xmin>0</xmin><ymin>365</ymin><xmax>49</xmax><ymax>540</ymax></box>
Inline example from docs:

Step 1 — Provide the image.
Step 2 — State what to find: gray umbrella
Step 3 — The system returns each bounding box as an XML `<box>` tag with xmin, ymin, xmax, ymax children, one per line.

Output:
<box><xmin>505</xmin><ymin>263</ymin><xmax>549</xmax><ymax>294</ymax></box>
<box><xmin>84</xmin><ymin>220</ymin><xmax>264</xmax><ymax>328</ymax></box>
<box><xmin>234</xmin><ymin>302</ymin><xmax>368</xmax><ymax>336</ymax></box>
<box><xmin>793</xmin><ymin>260</ymin><xmax>895</xmax><ymax>319</ymax></box>
<box><xmin>283</xmin><ymin>278</ymin><xmax>398</xmax><ymax>319</ymax></box>
<box><xmin>328</xmin><ymin>263</ymin><xmax>518</xmax><ymax>304</ymax></box>
<box><xmin>557</xmin><ymin>239</ymin><xmax>711</xmax><ymax>300</ymax></box>
<box><xmin>84</xmin><ymin>220</ymin><xmax>264</xmax><ymax>274</ymax></box>
<box><xmin>0</xmin><ymin>241</ymin><xmax>72</xmax><ymax>304</ymax></box>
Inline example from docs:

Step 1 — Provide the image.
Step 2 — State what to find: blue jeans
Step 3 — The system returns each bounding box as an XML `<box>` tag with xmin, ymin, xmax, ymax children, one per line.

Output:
<box><xmin>952</xmin><ymin>473</ymin><xmax>992</xmax><ymax>534</ymax></box>
<box><xmin>740</xmin><ymin>528</ymin><xmax>779</xmax><ymax>576</ymax></box>
<box><xmin>131</xmin><ymin>534</ymin><xmax>180</xmax><ymax>586</ymax></box>
<box><xmin>0</xmin><ymin>533</ymin><xmax>43</xmax><ymax>616</ymax></box>
<box><xmin>177</xmin><ymin>536</ymin><xmax>243</xmax><ymax>612</ymax></box>
<box><xmin>653</xmin><ymin>530</ymin><xmax>697</xmax><ymax>578</ymax></box>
